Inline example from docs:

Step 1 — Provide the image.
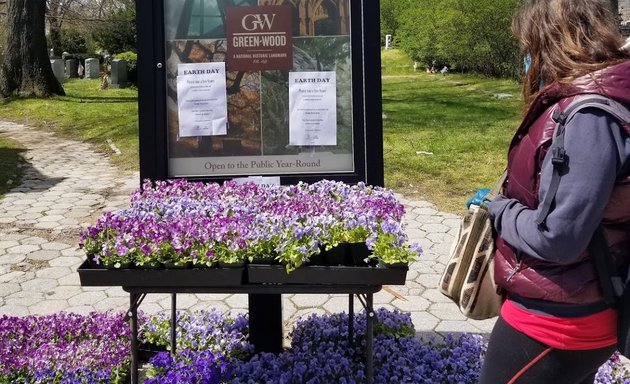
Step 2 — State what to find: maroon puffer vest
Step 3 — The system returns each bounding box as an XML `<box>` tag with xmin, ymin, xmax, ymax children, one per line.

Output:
<box><xmin>494</xmin><ymin>60</ymin><xmax>630</xmax><ymax>305</ymax></box>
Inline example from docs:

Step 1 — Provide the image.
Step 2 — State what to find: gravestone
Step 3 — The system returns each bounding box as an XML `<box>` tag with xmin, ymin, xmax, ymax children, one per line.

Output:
<box><xmin>385</xmin><ymin>34</ymin><xmax>392</xmax><ymax>50</ymax></box>
<box><xmin>110</xmin><ymin>59</ymin><xmax>128</xmax><ymax>88</ymax></box>
<box><xmin>65</xmin><ymin>59</ymin><xmax>79</xmax><ymax>78</ymax></box>
<box><xmin>50</xmin><ymin>60</ymin><xmax>65</xmax><ymax>83</ymax></box>
<box><xmin>84</xmin><ymin>58</ymin><xmax>100</xmax><ymax>79</ymax></box>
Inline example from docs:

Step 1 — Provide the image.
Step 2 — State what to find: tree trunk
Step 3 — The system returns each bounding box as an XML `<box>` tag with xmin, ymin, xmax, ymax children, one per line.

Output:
<box><xmin>48</xmin><ymin>0</ymin><xmax>63</xmax><ymax>58</ymax></box>
<box><xmin>0</xmin><ymin>0</ymin><xmax>65</xmax><ymax>97</ymax></box>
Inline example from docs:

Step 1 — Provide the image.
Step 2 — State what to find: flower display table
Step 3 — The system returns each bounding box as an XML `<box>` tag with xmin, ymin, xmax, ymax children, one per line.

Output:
<box><xmin>247</xmin><ymin>264</ymin><xmax>408</xmax><ymax>284</ymax></box>
<box><xmin>78</xmin><ymin>260</ymin><xmax>408</xmax><ymax>287</ymax></box>
<box><xmin>78</xmin><ymin>179</ymin><xmax>418</xmax><ymax>383</ymax></box>
<box><xmin>78</xmin><ymin>261</ymin><xmax>407</xmax><ymax>384</ymax></box>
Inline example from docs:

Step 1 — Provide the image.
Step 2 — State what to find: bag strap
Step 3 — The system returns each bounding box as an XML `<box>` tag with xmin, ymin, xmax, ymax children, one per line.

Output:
<box><xmin>535</xmin><ymin>95</ymin><xmax>630</xmax><ymax>230</ymax></box>
<box><xmin>481</xmin><ymin>170</ymin><xmax>507</xmax><ymax>210</ymax></box>
<box><xmin>589</xmin><ymin>226</ymin><xmax>625</xmax><ymax>305</ymax></box>
<box><xmin>488</xmin><ymin>170</ymin><xmax>507</xmax><ymax>200</ymax></box>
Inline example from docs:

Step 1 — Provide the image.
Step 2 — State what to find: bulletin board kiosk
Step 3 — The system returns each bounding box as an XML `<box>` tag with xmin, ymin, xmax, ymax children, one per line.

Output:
<box><xmin>133</xmin><ymin>0</ymin><xmax>384</xmax><ymax>381</ymax></box>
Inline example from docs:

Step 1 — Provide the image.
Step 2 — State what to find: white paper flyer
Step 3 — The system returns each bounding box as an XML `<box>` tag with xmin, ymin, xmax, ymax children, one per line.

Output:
<box><xmin>288</xmin><ymin>71</ymin><xmax>337</xmax><ymax>146</ymax></box>
<box><xmin>177</xmin><ymin>62</ymin><xmax>228</xmax><ymax>137</ymax></box>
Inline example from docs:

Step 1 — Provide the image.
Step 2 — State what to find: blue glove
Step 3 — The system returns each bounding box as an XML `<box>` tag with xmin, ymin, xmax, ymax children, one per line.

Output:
<box><xmin>466</xmin><ymin>188</ymin><xmax>491</xmax><ymax>208</ymax></box>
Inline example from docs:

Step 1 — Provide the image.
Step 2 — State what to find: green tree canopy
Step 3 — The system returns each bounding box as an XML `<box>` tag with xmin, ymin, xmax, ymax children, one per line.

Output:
<box><xmin>91</xmin><ymin>5</ymin><xmax>136</xmax><ymax>55</ymax></box>
<box><xmin>391</xmin><ymin>0</ymin><xmax>521</xmax><ymax>78</ymax></box>
<box><xmin>380</xmin><ymin>0</ymin><xmax>413</xmax><ymax>44</ymax></box>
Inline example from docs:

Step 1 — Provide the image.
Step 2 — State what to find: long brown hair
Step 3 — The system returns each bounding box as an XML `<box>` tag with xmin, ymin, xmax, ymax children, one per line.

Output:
<box><xmin>512</xmin><ymin>0</ymin><xmax>630</xmax><ymax>107</ymax></box>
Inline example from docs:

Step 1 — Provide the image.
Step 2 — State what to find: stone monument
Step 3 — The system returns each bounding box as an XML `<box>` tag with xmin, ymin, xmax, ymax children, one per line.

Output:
<box><xmin>84</xmin><ymin>58</ymin><xmax>100</xmax><ymax>79</ymax></box>
<box><xmin>110</xmin><ymin>59</ymin><xmax>128</xmax><ymax>88</ymax></box>
<box><xmin>65</xmin><ymin>59</ymin><xmax>79</xmax><ymax>78</ymax></box>
<box><xmin>50</xmin><ymin>59</ymin><xmax>65</xmax><ymax>83</ymax></box>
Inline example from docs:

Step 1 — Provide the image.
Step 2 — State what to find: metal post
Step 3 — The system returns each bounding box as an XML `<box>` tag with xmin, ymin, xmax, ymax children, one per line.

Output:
<box><xmin>171</xmin><ymin>293</ymin><xmax>177</xmax><ymax>354</ymax></box>
<box><xmin>348</xmin><ymin>294</ymin><xmax>354</xmax><ymax>346</ymax></box>
<box><xmin>248</xmin><ymin>294</ymin><xmax>283</xmax><ymax>353</ymax></box>
<box><xmin>129</xmin><ymin>293</ymin><xmax>139</xmax><ymax>384</ymax></box>
<box><xmin>366</xmin><ymin>293</ymin><xmax>374</xmax><ymax>384</ymax></box>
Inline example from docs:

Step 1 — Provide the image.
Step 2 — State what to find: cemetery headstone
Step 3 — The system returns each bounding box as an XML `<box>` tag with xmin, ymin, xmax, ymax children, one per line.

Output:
<box><xmin>84</xmin><ymin>58</ymin><xmax>100</xmax><ymax>79</ymax></box>
<box><xmin>66</xmin><ymin>59</ymin><xmax>79</xmax><ymax>78</ymax></box>
<box><xmin>110</xmin><ymin>59</ymin><xmax>128</xmax><ymax>88</ymax></box>
<box><xmin>385</xmin><ymin>34</ymin><xmax>392</xmax><ymax>50</ymax></box>
<box><xmin>50</xmin><ymin>59</ymin><xmax>65</xmax><ymax>83</ymax></box>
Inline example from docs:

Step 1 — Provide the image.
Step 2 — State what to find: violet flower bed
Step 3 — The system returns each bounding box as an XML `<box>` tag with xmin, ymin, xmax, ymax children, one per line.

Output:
<box><xmin>1</xmin><ymin>309</ymin><xmax>628</xmax><ymax>383</ymax></box>
<box><xmin>80</xmin><ymin>179</ymin><xmax>422</xmax><ymax>271</ymax></box>
<box><xmin>141</xmin><ymin>310</ymin><xmax>253</xmax><ymax>360</ymax></box>
<box><xmin>139</xmin><ymin>308</ymin><xmax>630</xmax><ymax>384</ymax></box>
<box><xmin>0</xmin><ymin>311</ymin><xmax>129</xmax><ymax>383</ymax></box>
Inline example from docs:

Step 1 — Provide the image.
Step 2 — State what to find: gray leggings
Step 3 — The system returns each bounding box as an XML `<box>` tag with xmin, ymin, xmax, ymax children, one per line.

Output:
<box><xmin>479</xmin><ymin>316</ymin><xmax>616</xmax><ymax>384</ymax></box>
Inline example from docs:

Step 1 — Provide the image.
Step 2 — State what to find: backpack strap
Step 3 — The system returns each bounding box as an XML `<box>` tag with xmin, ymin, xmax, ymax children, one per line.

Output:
<box><xmin>534</xmin><ymin>95</ymin><xmax>630</xmax><ymax>229</ymax></box>
<box><xmin>589</xmin><ymin>225</ymin><xmax>624</xmax><ymax>304</ymax></box>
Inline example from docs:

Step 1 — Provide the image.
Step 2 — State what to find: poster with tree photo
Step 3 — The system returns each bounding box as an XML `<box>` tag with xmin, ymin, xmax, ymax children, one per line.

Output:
<box><xmin>164</xmin><ymin>0</ymin><xmax>354</xmax><ymax>177</ymax></box>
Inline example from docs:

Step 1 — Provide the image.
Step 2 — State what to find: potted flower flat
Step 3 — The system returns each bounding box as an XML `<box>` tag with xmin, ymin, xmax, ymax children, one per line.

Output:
<box><xmin>369</xmin><ymin>225</ymin><xmax>423</xmax><ymax>268</ymax></box>
<box><xmin>100</xmin><ymin>252</ymin><xmax>132</xmax><ymax>269</ymax></box>
<box><xmin>217</xmin><ymin>255</ymin><xmax>245</xmax><ymax>268</ymax></box>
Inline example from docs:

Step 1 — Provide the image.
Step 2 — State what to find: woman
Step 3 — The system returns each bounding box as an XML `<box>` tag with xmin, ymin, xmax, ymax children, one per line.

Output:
<box><xmin>479</xmin><ymin>0</ymin><xmax>630</xmax><ymax>383</ymax></box>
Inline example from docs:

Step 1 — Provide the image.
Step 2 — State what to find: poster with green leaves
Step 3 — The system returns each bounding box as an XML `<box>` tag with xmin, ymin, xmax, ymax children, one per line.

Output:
<box><xmin>164</xmin><ymin>0</ymin><xmax>354</xmax><ymax>178</ymax></box>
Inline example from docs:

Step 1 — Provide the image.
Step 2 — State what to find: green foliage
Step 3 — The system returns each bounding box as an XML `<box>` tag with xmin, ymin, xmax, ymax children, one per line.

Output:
<box><xmin>157</xmin><ymin>242</ymin><xmax>193</xmax><ymax>266</ymax></box>
<box><xmin>115</xmin><ymin>51</ymin><xmax>138</xmax><ymax>85</ymax></box>
<box><xmin>371</xmin><ymin>232</ymin><xmax>418</xmax><ymax>265</ymax></box>
<box><xmin>380</xmin><ymin>0</ymin><xmax>413</xmax><ymax>45</ymax></box>
<box><xmin>60</xmin><ymin>28</ymin><xmax>89</xmax><ymax>54</ymax></box>
<box><xmin>395</xmin><ymin>0</ymin><xmax>521</xmax><ymax>78</ymax></box>
<box><xmin>92</xmin><ymin>6</ymin><xmax>136</xmax><ymax>55</ymax></box>
<box><xmin>397</xmin><ymin>1</ymin><xmax>446</xmax><ymax>70</ymax></box>
<box><xmin>115</xmin><ymin>51</ymin><xmax>137</xmax><ymax>70</ymax></box>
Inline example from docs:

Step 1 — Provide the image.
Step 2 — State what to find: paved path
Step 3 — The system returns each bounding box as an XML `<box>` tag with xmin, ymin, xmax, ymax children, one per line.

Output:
<box><xmin>0</xmin><ymin>121</ymin><xmax>496</xmax><ymax>340</ymax></box>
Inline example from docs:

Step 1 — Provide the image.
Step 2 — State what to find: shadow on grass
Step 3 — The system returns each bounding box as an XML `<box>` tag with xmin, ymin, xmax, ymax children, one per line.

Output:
<box><xmin>58</xmin><ymin>95</ymin><xmax>137</xmax><ymax>104</ymax></box>
<box><xmin>382</xmin><ymin>90</ymin><xmax>515</xmax><ymax>125</ymax></box>
<box><xmin>0</xmin><ymin>95</ymin><xmax>137</xmax><ymax>105</ymax></box>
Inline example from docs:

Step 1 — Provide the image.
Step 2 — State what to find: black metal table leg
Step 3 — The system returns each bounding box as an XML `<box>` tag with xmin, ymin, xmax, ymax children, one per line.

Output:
<box><xmin>118</xmin><ymin>285</ymin><xmax>382</xmax><ymax>384</ymax></box>
<box><xmin>348</xmin><ymin>294</ymin><xmax>354</xmax><ymax>346</ymax></box>
<box><xmin>171</xmin><ymin>293</ymin><xmax>177</xmax><ymax>354</ymax></box>
<box><xmin>365</xmin><ymin>293</ymin><xmax>374</xmax><ymax>384</ymax></box>
<box><xmin>129</xmin><ymin>292</ymin><xmax>140</xmax><ymax>384</ymax></box>
<box><xmin>357</xmin><ymin>293</ymin><xmax>375</xmax><ymax>384</ymax></box>
<box><xmin>248</xmin><ymin>294</ymin><xmax>283</xmax><ymax>353</ymax></box>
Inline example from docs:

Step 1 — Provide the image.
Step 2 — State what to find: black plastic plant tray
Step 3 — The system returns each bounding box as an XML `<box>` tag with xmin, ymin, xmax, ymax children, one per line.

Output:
<box><xmin>246</xmin><ymin>265</ymin><xmax>408</xmax><ymax>285</ymax></box>
<box><xmin>77</xmin><ymin>260</ymin><xmax>245</xmax><ymax>287</ymax></box>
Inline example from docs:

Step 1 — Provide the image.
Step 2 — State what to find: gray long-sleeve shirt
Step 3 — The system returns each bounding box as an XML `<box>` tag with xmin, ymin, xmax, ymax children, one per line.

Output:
<box><xmin>489</xmin><ymin>108</ymin><xmax>630</xmax><ymax>265</ymax></box>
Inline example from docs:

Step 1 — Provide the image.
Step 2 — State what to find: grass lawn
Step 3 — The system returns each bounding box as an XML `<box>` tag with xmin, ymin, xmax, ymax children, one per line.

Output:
<box><xmin>0</xmin><ymin>135</ymin><xmax>24</xmax><ymax>199</ymax></box>
<box><xmin>381</xmin><ymin>50</ymin><xmax>522</xmax><ymax>213</ymax></box>
<box><xmin>0</xmin><ymin>79</ymin><xmax>138</xmax><ymax>172</ymax></box>
<box><xmin>0</xmin><ymin>50</ymin><xmax>523</xmax><ymax>213</ymax></box>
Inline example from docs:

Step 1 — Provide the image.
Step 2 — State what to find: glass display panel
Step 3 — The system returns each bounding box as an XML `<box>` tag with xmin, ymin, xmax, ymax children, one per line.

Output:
<box><xmin>163</xmin><ymin>0</ymin><xmax>354</xmax><ymax>177</ymax></box>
